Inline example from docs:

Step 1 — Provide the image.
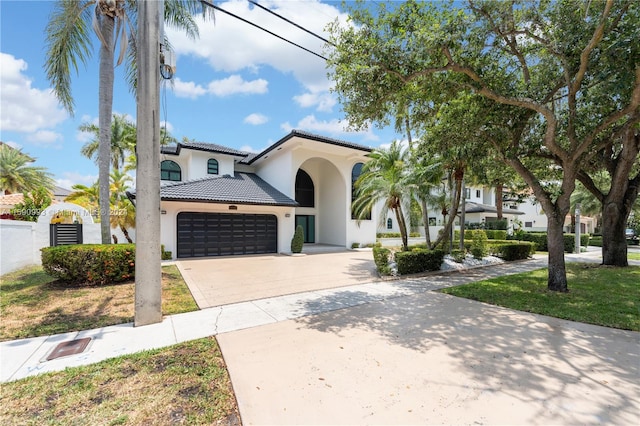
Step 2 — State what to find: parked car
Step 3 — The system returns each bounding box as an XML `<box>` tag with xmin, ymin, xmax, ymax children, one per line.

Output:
<box><xmin>626</xmin><ymin>228</ymin><xmax>639</xmax><ymax>244</ymax></box>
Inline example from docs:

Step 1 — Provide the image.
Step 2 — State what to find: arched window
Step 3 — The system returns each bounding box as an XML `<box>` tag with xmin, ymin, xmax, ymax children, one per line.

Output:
<box><xmin>161</xmin><ymin>160</ymin><xmax>181</xmax><ymax>181</ymax></box>
<box><xmin>387</xmin><ymin>218</ymin><xmax>393</xmax><ymax>229</ymax></box>
<box><xmin>295</xmin><ymin>169</ymin><xmax>314</xmax><ymax>207</ymax></box>
<box><xmin>207</xmin><ymin>158</ymin><xmax>219</xmax><ymax>175</ymax></box>
<box><xmin>351</xmin><ymin>163</ymin><xmax>370</xmax><ymax>219</ymax></box>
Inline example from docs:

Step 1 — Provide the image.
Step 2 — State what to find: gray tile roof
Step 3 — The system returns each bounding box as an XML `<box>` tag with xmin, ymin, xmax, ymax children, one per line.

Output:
<box><xmin>460</xmin><ymin>202</ymin><xmax>524</xmax><ymax>215</ymax></box>
<box><xmin>131</xmin><ymin>173</ymin><xmax>298</xmax><ymax>207</ymax></box>
<box><xmin>247</xmin><ymin>130</ymin><xmax>372</xmax><ymax>164</ymax></box>
<box><xmin>161</xmin><ymin>141</ymin><xmax>249</xmax><ymax>157</ymax></box>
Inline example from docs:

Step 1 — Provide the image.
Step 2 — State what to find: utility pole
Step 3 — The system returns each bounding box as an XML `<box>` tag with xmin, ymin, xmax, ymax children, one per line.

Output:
<box><xmin>134</xmin><ymin>0</ymin><xmax>162</xmax><ymax>326</ymax></box>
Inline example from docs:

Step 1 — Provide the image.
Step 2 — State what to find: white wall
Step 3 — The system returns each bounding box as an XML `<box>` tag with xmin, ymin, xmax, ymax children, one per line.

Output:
<box><xmin>185</xmin><ymin>151</ymin><xmax>236</xmax><ymax>180</ymax></box>
<box><xmin>1</xmin><ymin>202</ymin><xmax>134</xmax><ymax>275</ymax></box>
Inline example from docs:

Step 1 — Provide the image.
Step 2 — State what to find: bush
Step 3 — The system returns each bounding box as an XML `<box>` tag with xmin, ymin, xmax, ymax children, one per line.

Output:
<box><xmin>161</xmin><ymin>244</ymin><xmax>172</xmax><ymax>260</ymax></box>
<box><xmin>41</xmin><ymin>244</ymin><xmax>136</xmax><ymax>286</ymax></box>
<box><xmin>450</xmin><ymin>249</ymin><xmax>466</xmax><ymax>263</ymax></box>
<box><xmin>376</xmin><ymin>232</ymin><xmax>420</xmax><ymax>238</ymax></box>
<box><xmin>485</xmin><ymin>230</ymin><xmax>508</xmax><ymax>240</ymax></box>
<box><xmin>372</xmin><ymin>246</ymin><xmax>391</xmax><ymax>275</ymax></box>
<box><xmin>485</xmin><ymin>219</ymin><xmax>508</xmax><ymax>230</ymax></box>
<box><xmin>494</xmin><ymin>242</ymin><xmax>535</xmax><ymax>261</ymax></box>
<box><xmin>470</xmin><ymin>230</ymin><xmax>488</xmax><ymax>260</ymax></box>
<box><xmin>291</xmin><ymin>225</ymin><xmax>304</xmax><ymax>253</ymax></box>
<box><xmin>395</xmin><ymin>249</ymin><xmax>445</xmax><ymax>275</ymax></box>
<box><xmin>590</xmin><ymin>236</ymin><xmax>603</xmax><ymax>247</ymax></box>
<box><xmin>351</xmin><ymin>242</ymin><xmax>360</xmax><ymax>249</ymax></box>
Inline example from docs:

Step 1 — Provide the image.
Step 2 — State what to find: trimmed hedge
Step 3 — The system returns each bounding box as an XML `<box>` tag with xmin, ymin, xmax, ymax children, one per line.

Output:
<box><xmin>470</xmin><ymin>230</ymin><xmax>489</xmax><ymax>259</ymax></box>
<box><xmin>41</xmin><ymin>244</ymin><xmax>136</xmax><ymax>286</ymax></box>
<box><xmin>510</xmin><ymin>232</ymin><xmax>590</xmax><ymax>252</ymax></box>
<box><xmin>494</xmin><ymin>242</ymin><xmax>536</xmax><ymax>261</ymax></box>
<box><xmin>376</xmin><ymin>232</ymin><xmax>421</xmax><ymax>238</ymax></box>
<box><xmin>395</xmin><ymin>249</ymin><xmax>445</xmax><ymax>275</ymax></box>
<box><xmin>373</xmin><ymin>246</ymin><xmax>392</xmax><ymax>275</ymax></box>
<box><xmin>455</xmin><ymin>229</ymin><xmax>507</xmax><ymax>240</ymax></box>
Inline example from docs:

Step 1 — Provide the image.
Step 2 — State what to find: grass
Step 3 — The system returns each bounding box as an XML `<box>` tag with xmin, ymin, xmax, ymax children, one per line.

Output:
<box><xmin>0</xmin><ymin>337</ymin><xmax>240</xmax><ymax>425</ymax></box>
<box><xmin>628</xmin><ymin>252</ymin><xmax>640</xmax><ymax>261</ymax></box>
<box><xmin>0</xmin><ymin>265</ymin><xmax>198</xmax><ymax>341</ymax></box>
<box><xmin>440</xmin><ymin>263</ymin><xmax>640</xmax><ymax>331</ymax></box>
<box><xmin>1</xmin><ymin>266</ymin><xmax>240</xmax><ymax>424</ymax></box>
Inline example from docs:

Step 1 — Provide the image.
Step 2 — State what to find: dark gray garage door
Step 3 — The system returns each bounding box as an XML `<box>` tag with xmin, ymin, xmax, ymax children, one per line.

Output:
<box><xmin>177</xmin><ymin>212</ymin><xmax>278</xmax><ymax>258</ymax></box>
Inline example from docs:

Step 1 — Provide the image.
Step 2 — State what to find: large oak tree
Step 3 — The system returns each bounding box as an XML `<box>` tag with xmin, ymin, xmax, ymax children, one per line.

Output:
<box><xmin>327</xmin><ymin>0</ymin><xmax>640</xmax><ymax>291</ymax></box>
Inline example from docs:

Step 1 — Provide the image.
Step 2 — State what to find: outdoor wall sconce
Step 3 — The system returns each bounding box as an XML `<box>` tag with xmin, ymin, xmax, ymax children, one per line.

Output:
<box><xmin>160</xmin><ymin>210</ymin><xmax>166</xmax><ymax>215</ymax></box>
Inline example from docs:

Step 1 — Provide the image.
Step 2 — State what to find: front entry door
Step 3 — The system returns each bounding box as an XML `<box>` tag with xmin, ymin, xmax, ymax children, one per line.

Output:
<box><xmin>295</xmin><ymin>215</ymin><xmax>315</xmax><ymax>243</ymax></box>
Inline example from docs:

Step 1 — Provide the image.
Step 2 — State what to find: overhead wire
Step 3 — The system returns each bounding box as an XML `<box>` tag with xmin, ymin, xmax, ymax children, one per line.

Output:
<box><xmin>199</xmin><ymin>0</ymin><xmax>328</xmax><ymax>61</ymax></box>
<box><xmin>247</xmin><ymin>0</ymin><xmax>335</xmax><ymax>47</ymax></box>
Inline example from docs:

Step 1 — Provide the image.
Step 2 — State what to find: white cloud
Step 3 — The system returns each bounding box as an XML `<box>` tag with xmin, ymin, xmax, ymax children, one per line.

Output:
<box><xmin>172</xmin><ymin>77</ymin><xmax>207</xmax><ymax>99</ymax></box>
<box><xmin>172</xmin><ymin>75</ymin><xmax>268</xmax><ymax>98</ymax></box>
<box><xmin>55</xmin><ymin>172</ymin><xmax>98</xmax><ymax>190</ymax></box>
<box><xmin>166</xmin><ymin>0</ymin><xmax>350</xmax><ymax>106</ymax></box>
<box><xmin>0</xmin><ymin>52</ymin><xmax>67</xmax><ymax>133</ymax></box>
<box><xmin>160</xmin><ymin>121</ymin><xmax>174</xmax><ymax>133</ymax></box>
<box><xmin>281</xmin><ymin>115</ymin><xmax>379</xmax><ymax>142</ymax></box>
<box><xmin>244</xmin><ymin>113</ymin><xmax>268</xmax><ymax>125</ymax></box>
<box><xmin>26</xmin><ymin>130</ymin><xmax>63</xmax><ymax>146</ymax></box>
<box><xmin>207</xmin><ymin>75</ymin><xmax>268</xmax><ymax>97</ymax></box>
<box><xmin>293</xmin><ymin>92</ymin><xmax>337</xmax><ymax>112</ymax></box>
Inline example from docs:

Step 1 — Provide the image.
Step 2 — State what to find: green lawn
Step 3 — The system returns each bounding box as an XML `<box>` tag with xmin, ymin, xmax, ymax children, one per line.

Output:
<box><xmin>1</xmin><ymin>265</ymin><xmax>198</xmax><ymax>341</ymax></box>
<box><xmin>628</xmin><ymin>252</ymin><xmax>640</xmax><ymax>261</ymax></box>
<box><xmin>440</xmin><ymin>263</ymin><xmax>640</xmax><ymax>331</ymax></box>
<box><xmin>0</xmin><ymin>337</ymin><xmax>239</xmax><ymax>425</ymax></box>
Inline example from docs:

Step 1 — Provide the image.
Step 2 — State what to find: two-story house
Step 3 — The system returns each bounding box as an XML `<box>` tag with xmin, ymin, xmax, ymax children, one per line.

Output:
<box><xmin>141</xmin><ymin>130</ymin><xmax>378</xmax><ymax>259</ymax></box>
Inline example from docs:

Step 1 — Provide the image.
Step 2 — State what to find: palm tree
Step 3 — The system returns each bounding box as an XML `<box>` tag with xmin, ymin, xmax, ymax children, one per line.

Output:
<box><xmin>0</xmin><ymin>144</ymin><xmax>54</xmax><ymax>195</ymax></box>
<box><xmin>353</xmin><ymin>141</ymin><xmax>412</xmax><ymax>250</ymax></box>
<box><xmin>45</xmin><ymin>0</ymin><xmax>212</xmax><ymax>243</ymax></box>
<box><xmin>80</xmin><ymin>114</ymin><xmax>137</xmax><ymax>170</ymax></box>
<box><xmin>109</xmin><ymin>169</ymin><xmax>135</xmax><ymax>243</ymax></box>
<box><xmin>408</xmin><ymin>151</ymin><xmax>444</xmax><ymax>248</ymax></box>
<box><xmin>65</xmin><ymin>182</ymin><xmax>101</xmax><ymax>222</ymax></box>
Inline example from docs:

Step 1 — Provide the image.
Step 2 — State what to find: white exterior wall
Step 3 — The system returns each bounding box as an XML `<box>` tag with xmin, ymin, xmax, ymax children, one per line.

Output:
<box><xmin>160</xmin><ymin>201</ymin><xmax>295</xmax><ymax>258</ymax></box>
<box><xmin>256</xmin><ymin>150</ymin><xmax>294</xmax><ymax>196</ymax></box>
<box><xmin>185</xmin><ymin>151</ymin><xmax>236</xmax><ymax>180</ymax></box>
<box><xmin>0</xmin><ymin>220</ymin><xmax>35</xmax><ymax>275</ymax></box>
<box><xmin>0</xmin><ymin>203</ymin><xmax>135</xmax><ymax>274</ymax></box>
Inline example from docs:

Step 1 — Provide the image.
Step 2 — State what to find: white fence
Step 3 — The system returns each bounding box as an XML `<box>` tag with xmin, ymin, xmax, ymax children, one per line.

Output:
<box><xmin>0</xmin><ymin>202</ymin><xmax>135</xmax><ymax>275</ymax></box>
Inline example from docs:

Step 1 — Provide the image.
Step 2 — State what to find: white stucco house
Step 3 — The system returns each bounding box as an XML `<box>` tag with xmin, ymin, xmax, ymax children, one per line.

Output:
<box><xmin>134</xmin><ymin>130</ymin><xmax>378</xmax><ymax>259</ymax></box>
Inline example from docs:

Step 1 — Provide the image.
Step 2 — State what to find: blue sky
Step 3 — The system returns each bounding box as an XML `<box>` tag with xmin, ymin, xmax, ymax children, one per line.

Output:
<box><xmin>0</xmin><ymin>0</ymin><xmax>400</xmax><ymax>190</ymax></box>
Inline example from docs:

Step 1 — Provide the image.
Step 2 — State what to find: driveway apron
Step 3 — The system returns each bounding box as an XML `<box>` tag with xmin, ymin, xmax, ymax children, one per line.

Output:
<box><xmin>217</xmin><ymin>289</ymin><xmax>639</xmax><ymax>425</ymax></box>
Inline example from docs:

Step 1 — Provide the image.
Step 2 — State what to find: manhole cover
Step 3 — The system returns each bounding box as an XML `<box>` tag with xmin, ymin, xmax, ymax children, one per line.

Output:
<box><xmin>46</xmin><ymin>337</ymin><xmax>92</xmax><ymax>361</ymax></box>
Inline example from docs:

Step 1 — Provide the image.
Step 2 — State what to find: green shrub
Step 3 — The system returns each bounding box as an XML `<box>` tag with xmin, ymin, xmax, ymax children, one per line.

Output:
<box><xmin>41</xmin><ymin>244</ymin><xmax>136</xmax><ymax>286</ymax></box>
<box><xmin>563</xmin><ymin>234</ymin><xmax>575</xmax><ymax>253</ymax></box>
<box><xmin>376</xmin><ymin>232</ymin><xmax>421</xmax><ymax>238</ymax></box>
<box><xmin>485</xmin><ymin>230</ymin><xmax>508</xmax><ymax>240</ymax></box>
<box><xmin>291</xmin><ymin>225</ymin><xmax>304</xmax><ymax>253</ymax></box>
<box><xmin>470</xmin><ymin>230</ymin><xmax>489</xmax><ymax>260</ymax></box>
<box><xmin>372</xmin><ymin>246</ymin><xmax>391</xmax><ymax>275</ymax></box>
<box><xmin>494</xmin><ymin>242</ymin><xmax>535</xmax><ymax>261</ymax></box>
<box><xmin>351</xmin><ymin>242</ymin><xmax>360</xmax><ymax>249</ymax></box>
<box><xmin>451</xmin><ymin>249</ymin><xmax>466</xmax><ymax>263</ymax></box>
<box><xmin>590</xmin><ymin>236</ymin><xmax>603</xmax><ymax>247</ymax></box>
<box><xmin>161</xmin><ymin>244</ymin><xmax>172</xmax><ymax>260</ymax></box>
<box><xmin>395</xmin><ymin>249</ymin><xmax>445</xmax><ymax>275</ymax></box>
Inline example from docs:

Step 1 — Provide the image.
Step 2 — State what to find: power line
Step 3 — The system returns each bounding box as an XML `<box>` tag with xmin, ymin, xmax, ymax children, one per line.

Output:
<box><xmin>248</xmin><ymin>0</ymin><xmax>335</xmax><ymax>47</ymax></box>
<box><xmin>199</xmin><ymin>0</ymin><xmax>328</xmax><ymax>61</ymax></box>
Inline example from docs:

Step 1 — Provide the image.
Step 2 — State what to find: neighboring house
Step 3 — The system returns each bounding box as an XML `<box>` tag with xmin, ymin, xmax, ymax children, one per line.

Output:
<box><xmin>381</xmin><ymin>184</ymin><xmax>597</xmax><ymax>237</ymax></box>
<box><xmin>132</xmin><ymin>130</ymin><xmax>378</xmax><ymax>259</ymax></box>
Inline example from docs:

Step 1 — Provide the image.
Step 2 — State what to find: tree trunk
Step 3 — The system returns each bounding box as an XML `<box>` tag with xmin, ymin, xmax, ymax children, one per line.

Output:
<box><xmin>112</xmin><ymin>234</ymin><xmax>118</xmax><ymax>244</ymax></box>
<box><xmin>120</xmin><ymin>225</ymin><xmax>133</xmax><ymax>244</ymax></box>
<box><xmin>98</xmin><ymin>16</ymin><xmax>115</xmax><ymax>244</ymax></box>
<box><xmin>601</xmin><ymin>200</ymin><xmax>629</xmax><ymax>266</ymax></box>
<box><xmin>421</xmin><ymin>198</ymin><xmax>432</xmax><ymax>249</ymax></box>
<box><xmin>546</xmin><ymin>208</ymin><xmax>568</xmax><ymax>292</ymax></box>
<box><xmin>394</xmin><ymin>205</ymin><xmax>409</xmax><ymax>251</ymax></box>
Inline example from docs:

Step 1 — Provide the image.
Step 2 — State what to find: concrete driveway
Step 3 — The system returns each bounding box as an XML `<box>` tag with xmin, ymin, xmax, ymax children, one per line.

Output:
<box><xmin>217</xmin><ymin>290</ymin><xmax>640</xmax><ymax>425</ymax></box>
<box><xmin>176</xmin><ymin>249</ymin><xmax>379</xmax><ymax>308</ymax></box>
